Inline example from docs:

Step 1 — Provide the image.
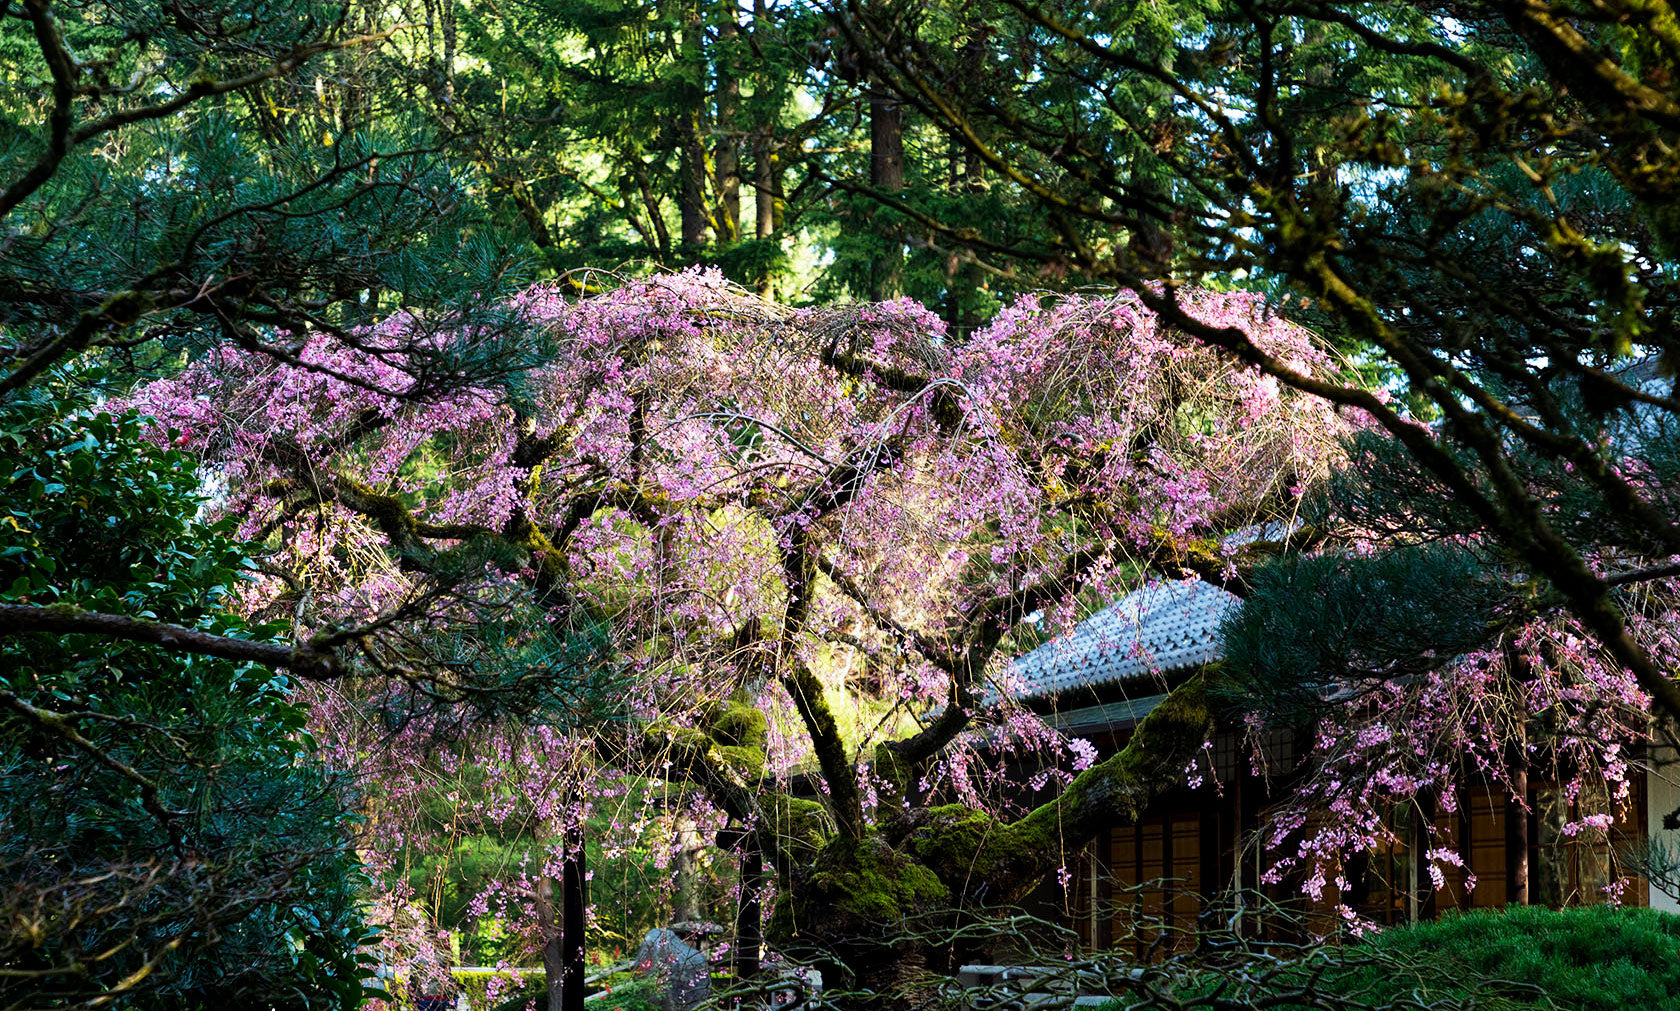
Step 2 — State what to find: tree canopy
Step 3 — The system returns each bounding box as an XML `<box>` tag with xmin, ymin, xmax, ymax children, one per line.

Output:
<box><xmin>110</xmin><ymin>270</ymin><xmax>1346</xmax><ymax>983</ymax></box>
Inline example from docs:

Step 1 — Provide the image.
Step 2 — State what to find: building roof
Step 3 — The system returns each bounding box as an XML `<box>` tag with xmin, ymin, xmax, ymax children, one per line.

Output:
<box><xmin>1001</xmin><ymin>579</ymin><xmax>1239</xmax><ymax>701</ymax></box>
<box><xmin>1043</xmin><ymin>694</ymin><xmax>1170</xmax><ymax>735</ymax></box>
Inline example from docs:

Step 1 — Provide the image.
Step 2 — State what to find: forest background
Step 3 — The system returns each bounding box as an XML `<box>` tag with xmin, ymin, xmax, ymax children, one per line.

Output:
<box><xmin>9</xmin><ymin>1</ymin><xmax>1680</xmax><ymax>1010</ymax></box>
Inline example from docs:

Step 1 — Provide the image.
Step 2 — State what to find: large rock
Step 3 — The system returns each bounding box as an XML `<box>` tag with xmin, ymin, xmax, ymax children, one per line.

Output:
<box><xmin>634</xmin><ymin>927</ymin><xmax>710</xmax><ymax>1011</ymax></box>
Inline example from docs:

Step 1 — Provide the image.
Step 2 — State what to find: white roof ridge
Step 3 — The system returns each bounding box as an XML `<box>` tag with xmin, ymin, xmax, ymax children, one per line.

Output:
<box><xmin>994</xmin><ymin>578</ymin><xmax>1239</xmax><ymax>702</ymax></box>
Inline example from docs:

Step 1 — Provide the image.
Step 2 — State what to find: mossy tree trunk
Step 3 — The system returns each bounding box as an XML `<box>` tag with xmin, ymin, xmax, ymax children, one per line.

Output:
<box><xmin>762</xmin><ymin>676</ymin><xmax>1214</xmax><ymax>996</ymax></box>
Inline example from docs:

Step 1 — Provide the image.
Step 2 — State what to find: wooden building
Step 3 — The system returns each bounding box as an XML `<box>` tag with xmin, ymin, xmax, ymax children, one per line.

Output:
<box><xmin>1004</xmin><ymin>580</ymin><xmax>1680</xmax><ymax>948</ymax></box>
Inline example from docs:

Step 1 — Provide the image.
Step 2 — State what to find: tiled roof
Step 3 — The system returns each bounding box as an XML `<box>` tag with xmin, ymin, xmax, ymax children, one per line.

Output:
<box><xmin>1002</xmin><ymin>580</ymin><xmax>1238</xmax><ymax>700</ymax></box>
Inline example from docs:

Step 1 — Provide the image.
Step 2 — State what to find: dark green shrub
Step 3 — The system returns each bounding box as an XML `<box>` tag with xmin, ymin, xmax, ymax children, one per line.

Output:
<box><xmin>1086</xmin><ymin>906</ymin><xmax>1680</xmax><ymax>1011</ymax></box>
<box><xmin>591</xmin><ymin>975</ymin><xmax>662</xmax><ymax>1011</ymax></box>
<box><xmin>1345</xmin><ymin>905</ymin><xmax>1680</xmax><ymax>1011</ymax></box>
<box><xmin>0</xmin><ymin>396</ymin><xmax>374</xmax><ymax>1009</ymax></box>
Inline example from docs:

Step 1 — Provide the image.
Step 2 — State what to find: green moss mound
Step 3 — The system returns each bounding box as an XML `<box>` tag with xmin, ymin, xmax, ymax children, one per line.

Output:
<box><xmin>766</xmin><ymin>794</ymin><xmax>833</xmax><ymax>854</ymax></box>
<box><xmin>817</xmin><ymin>835</ymin><xmax>948</xmax><ymax>923</ymax></box>
<box><xmin>767</xmin><ymin>834</ymin><xmax>949</xmax><ymax>948</ymax></box>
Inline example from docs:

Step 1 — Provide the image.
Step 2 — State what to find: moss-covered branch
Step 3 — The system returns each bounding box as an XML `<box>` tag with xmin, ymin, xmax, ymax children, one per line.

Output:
<box><xmin>907</xmin><ymin>674</ymin><xmax>1213</xmax><ymax>903</ymax></box>
<box><xmin>628</xmin><ymin>700</ymin><xmax>830</xmax><ymax>875</ymax></box>
<box><xmin>0</xmin><ymin>602</ymin><xmax>338</xmax><ymax>679</ymax></box>
<box><xmin>778</xmin><ymin>505</ymin><xmax>867</xmax><ymax>839</ymax></box>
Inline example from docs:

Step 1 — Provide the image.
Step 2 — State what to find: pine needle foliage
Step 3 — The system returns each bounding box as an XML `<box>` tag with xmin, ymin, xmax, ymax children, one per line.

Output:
<box><xmin>1218</xmin><ymin>544</ymin><xmax>1518</xmax><ymax>723</ymax></box>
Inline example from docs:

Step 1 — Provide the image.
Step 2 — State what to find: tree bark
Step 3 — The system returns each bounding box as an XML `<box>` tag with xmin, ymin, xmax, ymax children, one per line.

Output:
<box><xmin>945</xmin><ymin>36</ymin><xmax>987</xmax><ymax>340</ymax></box>
<box><xmin>628</xmin><ymin>155</ymin><xmax>673</xmax><ymax>261</ymax></box>
<box><xmin>869</xmin><ymin>88</ymin><xmax>904</xmax><ymax>193</ymax></box>
<box><xmin>537</xmin><ymin>824</ymin><xmax>588</xmax><ymax>1011</ymax></box>
<box><xmin>735</xmin><ymin>847</ymin><xmax>762</xmax><ymax>979</ymax></box>
<box><xmin>0</xmin><ymin>602</ymin><xmax>337</xmax><ymax>677</ymax></box>
<box><xmin>1504</xmin><ymin>645</ymin><xmax>1532</xmax><ymax>906</ymax></box>
<box><xmin>751</xmin><ymin>127</ymin><xmax>777</xmax><ymax>298</ymax></box>
<box><xmin>753</xmin><ymin>129</ymin><xmax>776</xmax><ymax>242</ymax></box>
<box><xmin>539</xmin><ymin>875</ymin><xmax>565</xmax><ymax>1011</ymax></box>
<box><xmin>678</xmin><ymin>125</ymin><xmax>709</xmax><ymax>251</ymax></box>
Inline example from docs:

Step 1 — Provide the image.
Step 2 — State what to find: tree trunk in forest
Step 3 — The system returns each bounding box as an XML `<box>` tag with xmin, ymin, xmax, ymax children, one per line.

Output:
<box><xmin>441</xmin><ymin>0</ymin><xmax>457</xmax><ymax>105</ymax></box>
<box><xmin>752</xmin><ymin>128</ymin><xmax>777</xmax><ymax>298</ymax></box>
<box><xmin>538</xmin><ymin>825</ymin><xmax>589</xmax><ymax>1011</ymax></box>
<box><xmin>1504</xmin><ymin>647</ymin><xmax>1531</xmax><ymax>906</ymax></box>
<box><xmin>753</xmin><ymin>131</ymin><xmax>776</xmax><ymax>243</ymax></box>
<box><xmin>677</xmin><ymin>1</ymin><xmax>709</xmax><ymax>253</ymax></box>
<box><xmin>678</xmin><ymin>125</ymin><xmax>709</xmax><ymax>252</ymax></box>
<box><xmin>539</xmin><ymin>876</ymin><xmax>565</xmax><ymax>1011</ymax></box>
<box><xmin>869</xmin><ymin>89</ymin><xmax>905</xmax><ymax>194</ymax></box>
<box><xmin>629</xmin><ymin>155</ymin><xmax>674</xmax><ymax>261</ymax></box>
<box><xmin>1127</xmin><ymin>45</ymin><xmax>1174</xmax><ymax>271</ymax></box>
<box><xmin>715</xmin><ymin>8</ymin><xmax>742</xmax><ymax>244</ymax></box>
<box><xmin>749</xmin><ymin>0</ymin><xmax>780</xmax><ymax>297</ymax></box>
<box><xmin>869</xmin><ymin>84</ymin><xmax>904</xmax><ymax>299</ymax></box>
<box><xmin>945</xmin><ymin>35</ymin><xmax>987</xmax><ymax>340</ymax></box>
<box><xmin>735</xmin><ymin>847</ymin><xmax>762</xmax><ymax>979</ymax></box>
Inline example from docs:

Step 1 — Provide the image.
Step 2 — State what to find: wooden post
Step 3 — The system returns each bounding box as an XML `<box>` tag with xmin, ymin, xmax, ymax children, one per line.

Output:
<box><xmin>1161</xmin><ymin>812</ymin><xmax>1177</xmax><ymax>941</ymax></box>
<box><xmin>1505</xmin><ymin>646</ymin><xmax>1532</xmax><ymax>907</ymax></box>
<box><xmin>1408</xmin><ymin>803</ymin><xmax>1423</xmax><ymax>924</ymax></box>
<box><xmin>1507</xmin><ymin>755</ymin><xmax>1530</xmax><ymax>906</ymax></box>
<box><xmin>1416</xmin><ymin>793</ymin><xmax>1438</xmax><ymax>921</ymax></box>
<box><xmin>562</xmin><ymin>825</ymin><xmax>587</xmax><ymax>1011</ymax></box>
<box><xmin>1198</xmin><ymin>801</ymin><xmax>1220</xmax><ymax>940</ymax></box>
<box><xmin>736</xmin><ymin>848</ymin><xmax>762</xmax><ymax>980</ymax></box>
<box><xmin>1133</xmin><ymin>820</ymin><xmax>1145</xmax><ymax>960</ymax></box>
<box><xmin>1457</xmin><ymin>780</ymin><xmax>1473</xmax><ymax>911</ymax></box>
<box><xmin>1094</xmin><ymin>826</ymin><xmax>1113</xmax><ymax>949</ymax></box>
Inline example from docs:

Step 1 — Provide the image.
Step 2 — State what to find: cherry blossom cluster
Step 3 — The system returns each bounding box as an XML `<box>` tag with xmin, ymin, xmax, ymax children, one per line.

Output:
<box><xmin>1257</xmin><ymin>600</ymin><xmax>1667</xmax><ymax>927</ymax></box>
